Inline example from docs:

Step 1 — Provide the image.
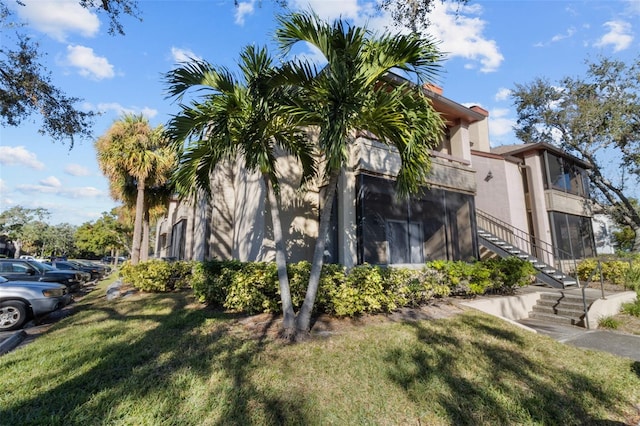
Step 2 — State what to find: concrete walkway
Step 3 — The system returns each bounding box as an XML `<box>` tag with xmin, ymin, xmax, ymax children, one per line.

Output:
<box><xmin>462</xmin><ymin>286</ymin><xmax>640</xmax><ymax>362</ymax></box>
<box><xmin>519</xmin><ymin>317</ymin><xmax>640</xmax><ymax>361</ymax></box>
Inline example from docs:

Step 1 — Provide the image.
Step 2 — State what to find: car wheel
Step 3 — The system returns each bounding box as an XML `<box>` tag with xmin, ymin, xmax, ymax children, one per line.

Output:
<box><xmin>0</xmin><ymin>301</ymin><xmax>28</xmax><ymax>331</ymax></box>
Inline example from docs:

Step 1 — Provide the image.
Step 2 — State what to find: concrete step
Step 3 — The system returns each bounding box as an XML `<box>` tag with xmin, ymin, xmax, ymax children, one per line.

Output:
<box><xmin>528</xmin><ymin>311</ymin><xmax>584</xmax><ymax>326</ymax></box>
<box><xmin>531</xmin><ymin>304</ymin><xmax>586</xmax><ymax>318</ymax></box>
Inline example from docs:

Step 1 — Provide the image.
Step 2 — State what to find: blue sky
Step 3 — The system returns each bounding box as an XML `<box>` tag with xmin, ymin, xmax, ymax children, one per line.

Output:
<box><xmin>0</xmin><ymin>0</ymin><xmax>638</xmax><ymax>226</ymax></box>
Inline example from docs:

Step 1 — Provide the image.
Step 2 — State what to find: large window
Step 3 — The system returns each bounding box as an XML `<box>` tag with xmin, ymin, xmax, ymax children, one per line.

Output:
<box><xmin>170</xmin><ymin>219</ymin><xmax>187</xmax><ymax>260</ymax></box>
<box><xmin>549</xmin><ymin>212</ymin><xmax>595</xmax><ymax>260</ymax></box>
<box><xmin>357</xmin><ymin>174</ymin><xmax>476</xmax><ymax>265</ymax></box>
<box><xmin>544</xmin><ymin>152</ymin><xmax>589</xmax><ymax>197</ymax></box>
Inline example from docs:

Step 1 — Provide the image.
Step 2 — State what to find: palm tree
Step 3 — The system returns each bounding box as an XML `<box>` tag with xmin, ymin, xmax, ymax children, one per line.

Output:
<box><xmin>275</xmin><ymin>11</ymin><xmax>446</xmax><ymax>335</ymax></box>
<box><xmin>164</xmin><ymin>45</ymin><xmax>316</xmax><ymax>337</ymax></box>
<box><xmin>95</xmin><ymin>114</ymin><xmax>176</xmax><ymax>265</ymax></box>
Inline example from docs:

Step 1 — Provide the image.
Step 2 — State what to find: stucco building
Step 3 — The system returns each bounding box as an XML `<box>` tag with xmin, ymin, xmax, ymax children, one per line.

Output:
<box><xmin>155</xmin><ymin>76</ymin><xmax>595</xmax><ymax>288</ymax></box>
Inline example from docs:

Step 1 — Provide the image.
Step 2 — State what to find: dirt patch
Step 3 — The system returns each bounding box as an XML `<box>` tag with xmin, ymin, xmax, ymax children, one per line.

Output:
<box><xmin>236</xmin><ymin>299</ymin><xmax>467</xmax><ymax>341</ymax></box>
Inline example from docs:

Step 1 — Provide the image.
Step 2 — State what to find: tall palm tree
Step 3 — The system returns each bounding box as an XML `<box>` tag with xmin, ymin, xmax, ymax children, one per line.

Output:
<box><xmin>275</xmin><ymin>11</ymin><xmax>447</xmax><ymax>335</ymax></box>
<box><xmin>164</xmin><ymin>45</ymin><xmax>316</xmax><ymax>337</ymax></box>
<box><xmin>95</xmin><ymin>114</ymin><xmax>176</xmax><ymax>265</ymax></box>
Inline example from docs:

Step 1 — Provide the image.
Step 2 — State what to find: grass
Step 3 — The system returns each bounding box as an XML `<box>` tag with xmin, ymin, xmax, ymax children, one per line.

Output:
<box><xmin>1</xmin><ymin>277</ymin><xmax>639</xmax><ymax>425</ymax></box>
<box><xmin>598</xmin><ymin>315</ymin><xmax>620</xmax><ymax>329</ymax></box>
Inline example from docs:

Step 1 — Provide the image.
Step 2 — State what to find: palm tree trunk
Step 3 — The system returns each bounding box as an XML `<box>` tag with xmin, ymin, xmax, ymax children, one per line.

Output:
<box><xmin>264</xmin><ymin>174</ymin><xmax>296</xmax><ymax>338</ymax></box>
<box><xmin>141</xmin><ymin>209</ymin><xmax>150</xmax><ymax>262</ymax></box>
<box><xmin>295</xmin><ymin>170</ymin><xmax>340</xmax><ymax>335</ymax></box>
<box><xmin>131</xmin><ymin>179</ymin><xmax>145</xmax><ymax>265</ymax></box>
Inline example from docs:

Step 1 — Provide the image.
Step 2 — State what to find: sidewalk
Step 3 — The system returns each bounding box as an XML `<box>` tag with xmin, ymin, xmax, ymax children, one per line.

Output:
<box><xmin>462</xmin><ymin>286</ymin><xmax>640</xmax><ymax>362</ymax></box>
<box><xmin>518</xmin><ymin>317</ymin><xmax>640</xmax><ymax>361</ymax></box>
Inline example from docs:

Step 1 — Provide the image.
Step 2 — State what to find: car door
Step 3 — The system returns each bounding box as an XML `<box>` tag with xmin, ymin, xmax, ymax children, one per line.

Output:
<box><xmin>0</xmin><ymin>260</ymin><xmax>41</xmax><ymax>282</ymax></box>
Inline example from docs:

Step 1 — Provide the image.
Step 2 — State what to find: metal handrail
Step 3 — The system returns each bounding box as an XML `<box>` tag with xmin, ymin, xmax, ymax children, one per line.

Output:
<box><xmin>476</xmin><ymin>209</ymin><xmax>579</xmax><ymax>278</ymax></box>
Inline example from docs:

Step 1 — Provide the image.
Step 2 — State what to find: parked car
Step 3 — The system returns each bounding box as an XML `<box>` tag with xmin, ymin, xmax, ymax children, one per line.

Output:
<box><xmin>101</xmin><ymin>256</ymin><xmax>126</xmax><ymax>265</ymax></box>
<box><xmin>0</xmin><ymin>259</ymin><xmax>84</xmax><ymax>292</ymax></box>
<box><xmin>70</xmin><ymin>259</ymin><xmax>111</xmax><ymax>279</ymax></box>
<box><xmin>0</xmin><ymin>276</ymin><xmax>72</xmax><ymax>331</ymax></box>
<box><xmin>43</xmin><ymin>260</ymin><xmax>92</xmax><ymax>282</ymax></box>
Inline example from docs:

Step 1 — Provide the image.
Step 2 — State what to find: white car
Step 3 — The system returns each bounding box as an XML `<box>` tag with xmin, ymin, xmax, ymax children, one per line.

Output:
<box><xmin>0</xmin><ymin>276</ymin><xmax>72</xmax><ymax>331</ymax></box>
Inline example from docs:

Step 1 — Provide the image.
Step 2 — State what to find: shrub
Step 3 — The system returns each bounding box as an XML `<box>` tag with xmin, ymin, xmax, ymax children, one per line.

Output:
<box><xmin>577</xmin><ymin>258</ymin><xmax>637</xmax><ymax>287</ymax></box>
<box><xmin>224</xmin><ymin>262</ymin><xmax>279</xmax><ymax>314</ymax></box>
<box><xmin>119</xmin><ymin>259</ymin><xmax>194</xmax><ymax>292</ymax></box>
<box><xmin>598</xmin><ymin>316</ymin><xmax>620</xmax><ymax>329</ymax></box>
<box><xmin>621</xmin><ymin>299</ymin><xmax>640</xmax><ymax>317</ymax></box>
<box><xmin>489</xmin><ymin>257</ymin><xmax>536</xmax><ymax>294</ymax></box>
<box><xmin>190</xmin><ymin>259</ymin><xmax>243</xmax><ymax>304</ymax></box>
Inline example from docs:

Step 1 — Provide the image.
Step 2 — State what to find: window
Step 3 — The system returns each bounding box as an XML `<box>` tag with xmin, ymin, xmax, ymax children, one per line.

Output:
<box><xmin>549</xmin><ymin>212</ymin><xmax>595</xmax><ymax>260</ymax></box>
<box><xmin>387</xmin><ymin>220</ymin><xmax>423</xmax><ymax>264</ymax></box>
<box><xmin>357</xmin><ymin>174</ymin><xmax>476</xmax><ymax>265</ymax></box>
<box><xmin>544</xmin><ymin>152</ymin><xmax>589</xmax><ymax>197</ymax></box>
<box><xmin>170</xmin><ymin>219</ymin><xmax>187</xmax><ymax>260</ymax></box>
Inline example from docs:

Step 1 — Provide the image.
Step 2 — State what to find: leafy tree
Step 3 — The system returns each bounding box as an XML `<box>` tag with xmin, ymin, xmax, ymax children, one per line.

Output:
<box><xmin>0</xmin><ymin>0</ymin><xmax>140</xmax><ymax>143</ymax></box>
<box><xmin>0</xmin><ymin>206</ymin><xmax>49</xmax><ymax>257</ymax></box>
<box><xmin>165</xmin><ymin>45</ymin><xmax>316</xmax><ymax>338</ymax></box>
<box><xmin>75</xmin><ymin>210</ymin><xmax>130</xmax><ymax>259</ymax></box>
<box><xmin>95</xmin><ymin>114</ymin><xmax>176</xmax><ymax>264</ymax></box>
<box><xmin>512</xmin><ymin>56</ymin><xmax>640</xmax><ymax>250</ymax></box>
<box><xmin>275</xmin><ymin>11</ymin><xmax>445</xmax><ymax>336</ymax></box>
<box><xmin>378</xmin><ymin>0</ymin><xmax>469</xmax><ymax>33</ymax></box>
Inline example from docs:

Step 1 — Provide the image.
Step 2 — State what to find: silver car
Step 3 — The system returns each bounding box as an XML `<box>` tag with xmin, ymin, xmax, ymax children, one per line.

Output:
<box><xmin>0</xmin><ymin>276</ymin><xmax>72</xmax><ymax>331</ymax></box>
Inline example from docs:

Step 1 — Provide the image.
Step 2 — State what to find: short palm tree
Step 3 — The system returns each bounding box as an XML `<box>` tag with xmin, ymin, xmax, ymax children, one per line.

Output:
<box><xmin>164</xmin><ymin>45</ymin><xmax>316</xmax><ymax>337</ymax></box>
<box><xmin>275</xmin><ymin>11</ymin><xmax>446</xmax><ymax>335</ymax></box>
<box><xmin>95</xmin><ymin>114</ymin><xmax>176</xmax><ymax>265</ymax></box>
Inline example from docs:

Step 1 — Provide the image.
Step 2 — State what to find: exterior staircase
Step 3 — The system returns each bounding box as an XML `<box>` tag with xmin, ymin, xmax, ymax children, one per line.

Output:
<box><xmin>527</xmin><ymin>291</ymin><xmax>596</xmax><ymax>326</ymax></box>
<box><xmin>476</xmin><ymin>210</ymin><xmax>579</xmax><ymax>289</ymax></box>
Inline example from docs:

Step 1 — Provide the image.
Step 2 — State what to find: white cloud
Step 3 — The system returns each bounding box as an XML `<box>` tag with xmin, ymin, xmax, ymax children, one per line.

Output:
<box><xmin>65</xmin><ymin>164</ymin><xmax>91</xmax><ymax>177</ymax></box>
<box><xmin>235</xmin><ymin>0</ymin><xmax>256</xmax><ymax>25</ymax></box>
<box><xmin>551</xmin><ymin>27</ymin><xmax>576</xmax><ymax>43</ymax></box>
<box><xmin>17</xmin><ymin>183</ymin><xmax>103</xmax><ymax>198</ymax></box>
<box><xmin>427</xmin><ymin>3</ymin><xmax>504</xmax><ymax>73</ymax></box>
<box><xmin>488</xmin><ymin>108</ymin><xmax>516</xmax><ymax>145</ymax></box>
<box><xmin>170</xmin><ymin>47</ymin><xmax>201</xmax><ymax>64</ymax></box>
<box><xmin>594</xmin><ymin>21</ymin><xmax>633</xmax><ymax>52</ymax></box>
<box><xmin>90</xmin><ymin>102</ymin><xmax>158</xmax><ymax>118</ymax></box>
<box><xmin>289</xmin><ymin>0</ymin><xmax>362</xmax><ymax>21</ymax></box>
<box><xmin>66</xmin><ymin>45</ymin><xmax>115</xmax><ymax>80</ymax></box>
<box><xmin>0</xmin><ymin>146</ymin><xmax>45</xmax><ymax>170</ymax></box>
<box><xmin>494</xmin><ymin>88</ymin><xmax>511</xmax><ymax>102</ymax></box>
<box><xmin>40</xmin><ymin>176</ymin><xmax>62</xmax><ymax>188</ymax></box>
<box><xmin>0</xmin><ymin>179</ymin><xmax>7</xmax><ymax>193</ymax></box>
<box><xmin>12</xmin><ymin>0</ymin><xmax>100</xmax><ymax>42</ymax></box>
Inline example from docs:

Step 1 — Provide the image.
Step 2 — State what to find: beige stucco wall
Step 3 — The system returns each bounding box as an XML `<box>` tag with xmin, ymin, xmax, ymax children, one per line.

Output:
<box><xmin>205</xmin><ymin>155</ymin><xmax>318</xmax><ymax>264</ymax></box>
<box><xmin>545</xmin><ymin>190</ymin><xmax>593</xmax><ymax>217</ymax></box>
<box><xmin>472</xmin><ymin>154</ymin><xmax>527</xmax><ymax>229</ymax></box>
<box><xmin>356</xmin><ymin>138</ymin><xmax>476</xmax><ymax>194</ymax></box>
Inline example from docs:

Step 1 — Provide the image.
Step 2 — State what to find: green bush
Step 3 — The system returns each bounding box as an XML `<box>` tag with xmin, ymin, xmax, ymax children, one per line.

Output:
<box><xmin>191</xmin><ymin>260</ymin><xmax>243</xmax><ymax>304</ymax></box>
<box><xmin>185</xmin><ymin>257</ymin><xmax>537</xmax><ymax>317</ymax></box>
<box><xmin>621</xmin><ymin>299</ymin><xmax>640</xmax><ymax>317</ymax></box>
<box><xmin>577</xmin><ymin>258</ymin><xmax>639</xmax><ymax>288</ymax></box>
<box><xmin>119</xmin><ymin>259</ymin><xmax>194</xmax><ymax>292</ymax></box>
<box><xmin>598</xmin><ymin>316</ymin><xmax>620</xmax><ymax>329</ymax></box>
<box><xmin>224</xmin><ymin>262</ymin><xmax>279</xmax><ymax>314</ymax></box>
<box><xmin>488</xmin><ymin>257</ymin><xmax>536</xmax><ymax>294</ymax></box>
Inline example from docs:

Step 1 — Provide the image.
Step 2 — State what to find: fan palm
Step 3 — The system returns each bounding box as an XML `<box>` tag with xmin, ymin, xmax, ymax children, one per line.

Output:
<box><xmin>164</xmin><ymin>45</ymin><xmax>316</xmax><ymax>336</ymax></box>
<box><xmin>95</xmin><ymin>115</ymin><xmax>176</xmax><ymax>265</ymax></box>
<box><xmin>275</xmin><ymin>11</ymin><xmax>446</xmax><ymax>334</ymax></box>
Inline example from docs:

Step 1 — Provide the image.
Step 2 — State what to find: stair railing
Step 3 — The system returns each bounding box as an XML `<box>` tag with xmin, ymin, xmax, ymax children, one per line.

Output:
<box><xmin>476</xmin><ymin>210</ymin><xmax>579</xmax><ymax>278</ymax></box>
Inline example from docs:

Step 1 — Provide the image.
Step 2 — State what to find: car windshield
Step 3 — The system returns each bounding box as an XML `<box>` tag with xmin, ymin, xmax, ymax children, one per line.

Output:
<box><xmin>0</xmin><ymin>276</ymin><xmax>8</xmax><ymax>283</ymax></box>
<box><xmin>28</xmin><ymin>260</ymin><xmax>55</xmax><ymax>272</ymax></box>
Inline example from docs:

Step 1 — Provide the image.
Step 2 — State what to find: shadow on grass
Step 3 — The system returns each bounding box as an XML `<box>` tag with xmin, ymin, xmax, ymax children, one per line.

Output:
<box><xmin>0</xmin><ymin>290</ymin><xmax>309</xmax><ymax>425</ymax></box>
<box><xmin>385</xmin><ymin>312</ymin><xmax>636</xmax><ymax>425</ymax></box>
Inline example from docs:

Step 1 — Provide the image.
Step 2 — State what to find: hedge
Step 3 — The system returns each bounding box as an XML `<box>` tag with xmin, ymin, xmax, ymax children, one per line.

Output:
<box><xmin>120</xmin><ymin>257</ymin><xmax>536</xmax><ymax>318</ymax></box>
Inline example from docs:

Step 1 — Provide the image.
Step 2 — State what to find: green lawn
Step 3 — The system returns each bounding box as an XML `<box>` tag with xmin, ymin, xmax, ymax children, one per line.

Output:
<box><xmin>1</xmin><ymin>277</ymin><xmax>639</xmax><ymax>425</ymax></box>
